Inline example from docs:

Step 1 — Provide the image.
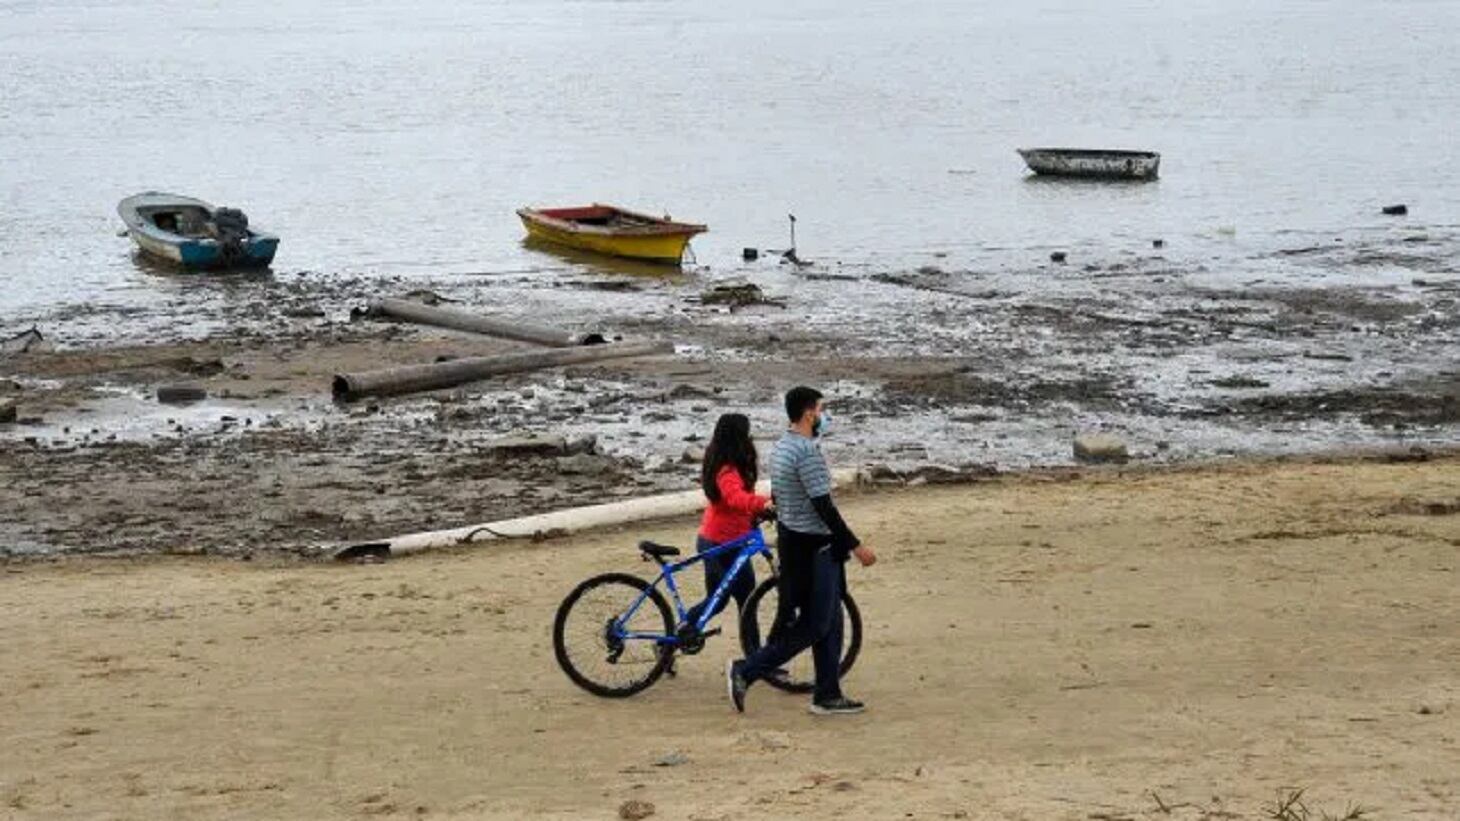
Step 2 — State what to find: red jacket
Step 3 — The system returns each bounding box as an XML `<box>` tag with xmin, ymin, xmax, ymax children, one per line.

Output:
<box><xmin>699</xmin><ymin>465</ymin><xmax>769</xmax><ymax>545</ymax></box>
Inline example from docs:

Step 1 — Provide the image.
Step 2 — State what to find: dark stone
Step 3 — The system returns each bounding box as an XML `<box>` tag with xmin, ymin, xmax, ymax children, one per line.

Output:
<box><xmin>1382</xmin><ymin>204</ymin><xmax>1408</xmax><ymax>216</ymax></box>
<box><xmin>157</xmin><ymin>384</ymin><xmax>207</xmax><ymax>405</ymax></box>
<box><xmin>1050</xmin><ymin>251</ymin><xmax>1068</xmax><ymax>263</ymax></box>
<box><xmin>742</xmin><ymin>247</ymin><xmax>759</xmax><ymax>261</ymax></box>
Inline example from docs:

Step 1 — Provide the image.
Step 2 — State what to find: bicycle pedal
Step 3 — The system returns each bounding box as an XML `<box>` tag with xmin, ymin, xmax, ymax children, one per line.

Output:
<box><xmin>702</xmin><ymin>628</ymin><xmax>722</xmax><ymax>638</ymax></box>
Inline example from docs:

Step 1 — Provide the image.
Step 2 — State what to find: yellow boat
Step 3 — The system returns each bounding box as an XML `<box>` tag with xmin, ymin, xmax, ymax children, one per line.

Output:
<box><xmin>517</xmin><ymin>204</ymin><xmax>707</xmax><ymax>265</ymax></box>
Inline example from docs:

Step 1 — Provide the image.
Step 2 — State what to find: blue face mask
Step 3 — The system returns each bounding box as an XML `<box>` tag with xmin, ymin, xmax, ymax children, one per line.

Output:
<box><xmin>813</xmin><ymin>410</ymin><xmax>832</xmax><ymax>437</ymax></box>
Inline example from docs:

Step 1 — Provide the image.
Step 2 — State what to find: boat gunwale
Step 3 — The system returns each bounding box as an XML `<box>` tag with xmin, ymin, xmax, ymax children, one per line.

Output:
<box><xmin>516</xmin><ymin>204</ymin><xmax>707</xmax><ymax>238</ymax></box>
<box><xmin>1017</xmin><ymin>148</ymin><xmax>1161</xmax><ymax>160</ymax></box>
<box><xmin>117</xmin><ymin>191</ymin><xmax>278</xmax><ymax>246</ymax></box>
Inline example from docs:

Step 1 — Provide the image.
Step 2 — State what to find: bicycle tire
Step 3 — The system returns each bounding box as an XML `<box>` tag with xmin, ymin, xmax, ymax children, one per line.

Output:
<box><xmin>738</xmin><ymin>576</ymin><xmax>862</xmax><ymax>694</ymax></box>
<box><xmin>553</xmin><ymin>572</ymin><xmax>674</xmax><ymax>698</ymax></box>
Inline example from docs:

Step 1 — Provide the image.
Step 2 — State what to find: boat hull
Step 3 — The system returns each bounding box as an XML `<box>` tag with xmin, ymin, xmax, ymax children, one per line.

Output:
<box><xmin>128</xmin><ymin>229</ymin><xmax>279</xmax><ymax>269</ymax></box>
<box><xmin>118</xmin><ymin>191</ymin><xmax>279</xmax><ymax>271</ymax></box>
<box><xmin>517</xmin><ymin>206</ymin><xmax>705</xmax><ymax>265</ymax></box>
<box><xmin>1018</xmin><ymin>149</ymin><xmax>1160</xmax><ymax>180</ymax></box>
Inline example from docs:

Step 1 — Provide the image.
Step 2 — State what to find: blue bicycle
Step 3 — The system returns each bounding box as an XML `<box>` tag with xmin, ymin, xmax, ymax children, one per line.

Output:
<box><xmin>552</xmin><ymin>522</ymin><xmax>862</xmax><ymax>698</ymax></box>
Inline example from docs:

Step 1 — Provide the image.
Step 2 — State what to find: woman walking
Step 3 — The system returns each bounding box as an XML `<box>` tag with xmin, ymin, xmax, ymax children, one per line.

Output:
<box><xmin>682</xmin><ymin>413</ymin><xmax>772</xmax><ymax>642</ymax></box>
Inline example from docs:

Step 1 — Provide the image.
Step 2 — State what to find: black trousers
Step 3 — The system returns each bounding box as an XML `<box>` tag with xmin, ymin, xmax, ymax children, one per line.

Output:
<box><xmin>740</xmin><ymin>525</ymin><xmax>846</xmax><ymax>702</ymax></box>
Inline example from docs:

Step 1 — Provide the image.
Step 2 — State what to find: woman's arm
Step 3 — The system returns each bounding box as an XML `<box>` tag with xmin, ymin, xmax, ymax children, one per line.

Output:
<box><xmin>716</xmin><ymin>466</ymin><xmax>768</xmax><ymax>516</ymax></box>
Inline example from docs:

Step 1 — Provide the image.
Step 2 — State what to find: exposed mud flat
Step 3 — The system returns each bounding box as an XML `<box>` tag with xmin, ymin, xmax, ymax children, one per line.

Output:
<box><xmin>3</xmin><ymin>226</ymin><xmax>1459</xmax><ymax>557</ymax></box>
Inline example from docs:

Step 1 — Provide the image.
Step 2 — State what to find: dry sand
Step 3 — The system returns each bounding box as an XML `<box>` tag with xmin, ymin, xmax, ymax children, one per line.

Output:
<box><xmin>3</xmin><ymin>457</ymin><xmax>1458</xmax><ymax>819</ymax></box>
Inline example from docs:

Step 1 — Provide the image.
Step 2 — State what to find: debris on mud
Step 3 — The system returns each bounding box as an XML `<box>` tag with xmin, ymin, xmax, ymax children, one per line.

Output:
<box><xmin>696</xmin><ymin>283</ymin><xmax>785</xmax><ymax>310</ymax></box>
<box><xmin>2</xmin><ymin>327</ymin><xmax>50</xmax><ymax>357</ymax></box>
<box><xmin>1073</xmin><ymin>434</ymin><xmax>1130</xmax><ymax>464</ymax></box>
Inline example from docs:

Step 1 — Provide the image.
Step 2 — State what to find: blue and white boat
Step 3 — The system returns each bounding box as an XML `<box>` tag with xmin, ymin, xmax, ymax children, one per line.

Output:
<box><xmin>117</xmin><ymin>192</ymin><xmax>279</xmax><ymax>270</ymax></box>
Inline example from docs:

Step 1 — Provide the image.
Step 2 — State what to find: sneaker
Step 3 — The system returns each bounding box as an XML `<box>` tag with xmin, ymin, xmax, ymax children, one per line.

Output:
<box><xmin>809</xmin><ymin>696</ymin><xmax>865</xmax><ymax>716</ymax></box>
<box><xmin>725</xmin><ymin>660</ymin><xmax>748</xmax><ymax>713</ymax></box>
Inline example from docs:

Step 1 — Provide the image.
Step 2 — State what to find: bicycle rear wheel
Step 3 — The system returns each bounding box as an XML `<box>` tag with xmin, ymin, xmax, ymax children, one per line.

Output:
<box><xmin>739</xmin><ymin>576</ymin><xmax>862</xmax><ymax>694</ymax></box>
<box><xmin>553</xmin><ymin>572</ymin><xmax>674</xmax><ymax>698</ymax></box>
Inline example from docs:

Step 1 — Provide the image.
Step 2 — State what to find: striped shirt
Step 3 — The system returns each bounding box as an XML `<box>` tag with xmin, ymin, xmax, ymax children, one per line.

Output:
<box><xmin>770</xmin><ymin>430</ymin><xmax>833</xmax><ymax>535</ymax></box>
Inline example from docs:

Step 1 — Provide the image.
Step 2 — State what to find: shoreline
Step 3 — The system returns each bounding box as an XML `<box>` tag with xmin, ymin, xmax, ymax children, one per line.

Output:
<box><xmin>3</xmin><ymin>454</ymin><xmax>1456</xmax><ymax>818</ymax></box>
<box><xmin>0</xmin><ymin>443</ymin><xmax>1452</xmax><ymax>567</ymax></box>
<box><xmin>4</xmin><ymin>253</ymin><xmax>1459</xmax><ymax>560</ymax></box>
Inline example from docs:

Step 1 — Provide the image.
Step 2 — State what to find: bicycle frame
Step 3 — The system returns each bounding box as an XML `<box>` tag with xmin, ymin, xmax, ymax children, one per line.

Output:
<box><xmin>613</xmin><ymin>528</ymin><xmax>774</xmax><ymax>647</ymax></box>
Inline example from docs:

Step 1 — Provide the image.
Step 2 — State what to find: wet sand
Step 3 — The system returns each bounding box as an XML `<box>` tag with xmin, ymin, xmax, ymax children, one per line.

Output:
<box><xmin>3</xmin><ymin>456</ymin><xmax>1457</xmax><ymax>819</ymax></box>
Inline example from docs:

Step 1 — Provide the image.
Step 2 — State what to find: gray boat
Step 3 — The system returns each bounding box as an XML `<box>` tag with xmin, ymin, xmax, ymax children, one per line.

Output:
<box><xmin>117</xmin><ymin>192</ymin><xmax>279</xmax><ymax>270</ymax></box>
<box><xmin>1017</xmin><ymin>148</ymin><xmax>1161</xmax><ymax>180</ymax></box>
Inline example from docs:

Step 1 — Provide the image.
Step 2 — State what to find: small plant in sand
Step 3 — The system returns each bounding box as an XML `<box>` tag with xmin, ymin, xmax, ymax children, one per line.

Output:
<box><xmin>1267</xmin><ymin>788</ymin><xmax>1371</xmax><ymax>821</ymax></box>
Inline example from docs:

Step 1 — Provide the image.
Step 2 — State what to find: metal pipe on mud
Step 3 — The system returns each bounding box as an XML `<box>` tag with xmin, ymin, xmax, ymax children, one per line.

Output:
<box><xmin>331</xmin><ymin>340</ymin><xmax>674</xmax><ymax>402</ymax></box>
<box><xmin>369</xmin><ymin>297</ymin><xmax>607</xmax><ymax>347</ymax></box>
<box><xmin>333</xmin><ymin>470</ymin><xmax>867</xmax><ymax>561</ymax></box>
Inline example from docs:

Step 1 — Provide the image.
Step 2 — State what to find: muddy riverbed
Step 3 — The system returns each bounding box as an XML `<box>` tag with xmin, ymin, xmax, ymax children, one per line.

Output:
<box><xmin>3</xmin><ymin>227</ymin><xmax>1459</xmax><ymax>558</ymax></box>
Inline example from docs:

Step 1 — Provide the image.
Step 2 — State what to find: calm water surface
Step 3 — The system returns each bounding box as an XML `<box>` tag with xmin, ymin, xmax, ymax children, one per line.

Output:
<box><xmin>2</xmin><ymin>0</ymin><xmax>1458</xmax><ymax>317</ymax></box>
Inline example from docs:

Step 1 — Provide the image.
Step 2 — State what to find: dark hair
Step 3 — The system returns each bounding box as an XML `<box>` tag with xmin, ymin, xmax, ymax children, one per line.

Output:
<box><xmin>702</xmin><ymin>413</ymin><xmax>757</xmax><ymax>504</ymax></box>
<box><xmin>784</xmin><ymin>386</ymin><xmax>823</xmax><ymax>423</ymax></box>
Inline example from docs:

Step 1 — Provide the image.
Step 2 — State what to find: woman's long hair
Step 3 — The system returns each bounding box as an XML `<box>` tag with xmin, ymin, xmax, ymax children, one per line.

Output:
<box><xmin>701</xmin><ymin>413</ymin><xmax>757</xmax><ymax>504</ymax></box>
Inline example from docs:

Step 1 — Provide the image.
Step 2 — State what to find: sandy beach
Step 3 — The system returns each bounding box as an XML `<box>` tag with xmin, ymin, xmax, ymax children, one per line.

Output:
<box><xmin>3</xmin><ymin>455</ymin><xmax>1456</xmax><ymax>819</ymax></box>
<box><xmin>6</xmin><ymin>1</ymin><xmax>1460</xmax><ymax>817</ymax></box>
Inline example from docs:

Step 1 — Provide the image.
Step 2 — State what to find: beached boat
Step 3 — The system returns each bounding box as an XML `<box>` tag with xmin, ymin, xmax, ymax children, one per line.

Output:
<box><xmin>517</xmin><ymin>204</ymin><xmax>706</xmax><ymax>265</ymax></box>
<box><xmin>117</xmin><ymin>192</ymin><xmax>279</xmax><ymax>270</ymax></box>
<box><xmin>1017</xmin><ymin>148</ymin><xmax>1161</xmax><ymax>180</ymax></box>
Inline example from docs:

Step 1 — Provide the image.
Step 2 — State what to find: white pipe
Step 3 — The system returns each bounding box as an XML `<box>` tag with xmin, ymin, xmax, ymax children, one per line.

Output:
<box><xmin>333</xmin><ymin>468</ymin><xmax>867</xmax><ymax>561</ymax></box>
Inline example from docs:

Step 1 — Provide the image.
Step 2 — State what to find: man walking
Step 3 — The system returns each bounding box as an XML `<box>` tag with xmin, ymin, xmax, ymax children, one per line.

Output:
<box><xmin>727</xmin><ymin>386</ymin><xmax>876</xmax><ymax>715</ymax></box>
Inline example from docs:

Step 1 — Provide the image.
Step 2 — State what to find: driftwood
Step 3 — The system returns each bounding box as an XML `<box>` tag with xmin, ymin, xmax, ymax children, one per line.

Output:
<box><xmin>369</xmin><ymin>298</ymin><xmax>605</xmax><ymax>347</ymax></box>
<box><xmin>333</xmin><ymin>470</ymin><xmax>865</xmax><ymax>560</ymax></box>
<box><xmin>332</xmin><ymin>340</ymin><xmax>673</xmax><ymax>402</ymax></box>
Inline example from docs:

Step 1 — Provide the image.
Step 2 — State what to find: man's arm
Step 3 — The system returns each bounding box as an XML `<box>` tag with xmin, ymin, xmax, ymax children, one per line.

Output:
<box><xmin>809</xmin><ymin>494</ymin><xmax>860</xmax><ymax>558</ymax></box>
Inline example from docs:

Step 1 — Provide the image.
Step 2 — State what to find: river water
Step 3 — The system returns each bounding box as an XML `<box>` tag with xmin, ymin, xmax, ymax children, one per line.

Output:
<box><xmin>3</xmin><ymin>0</ymin><xmax>1459</xmax><ymax>318</ymax></box>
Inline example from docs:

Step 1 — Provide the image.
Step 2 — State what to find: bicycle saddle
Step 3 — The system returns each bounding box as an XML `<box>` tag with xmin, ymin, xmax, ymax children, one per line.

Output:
<box><xmin>638</xmin><ymin>541</ymin><xmax>681</xmax><ymax>559</ymax></box>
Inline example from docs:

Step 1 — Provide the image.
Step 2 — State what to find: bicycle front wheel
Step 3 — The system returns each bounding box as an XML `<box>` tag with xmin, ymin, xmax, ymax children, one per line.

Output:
<box><xmin>739</xmin><ymin>576</ymin><xmax>862</xmax><ymax>694</ymax></box>
<box><xmin>553</xmin><ymin>572</ymin><xmax>674</xmax><ymax>698</ymax></box>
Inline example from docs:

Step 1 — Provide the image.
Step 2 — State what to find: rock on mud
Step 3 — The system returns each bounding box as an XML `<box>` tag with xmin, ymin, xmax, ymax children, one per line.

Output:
<box><xmin>0</xmin><ymin>398</ymin><xmax>16</xmax><ymax>424</ymax></box>
<box><xmin>484</xmin><ymin>433</ymin><xmax>599</xmax><ymax>457</ymax></box>
<box><xmin>1073</xmin><ymin>434</ymin><xmax>1129</xmax><ymax>464</ymax></box>
<box><xmin>485</xmin><ymin>433</ymin><xmax>568</xmax><ymax>455</ymax></box>
<box><xmin>554</xmin><ymin>454</ymin><xmax>617</xmax><ymax>476</ymax></box>
<box><xmin>157</xmin><ymin>383</ymin><xmax>207</xmax><ymax>405</ymax></box>
<box><xmin>565</xmin><ymin>434</ymin><xmax>598</xmax><ymax>456</ymax></box>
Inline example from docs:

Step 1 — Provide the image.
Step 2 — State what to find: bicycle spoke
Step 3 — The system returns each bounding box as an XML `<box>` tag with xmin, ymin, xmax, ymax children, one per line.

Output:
<box><xmin>558</xmin><ymin>582</ymin><xmax>668</xmax><ymax>692</ymax></box>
